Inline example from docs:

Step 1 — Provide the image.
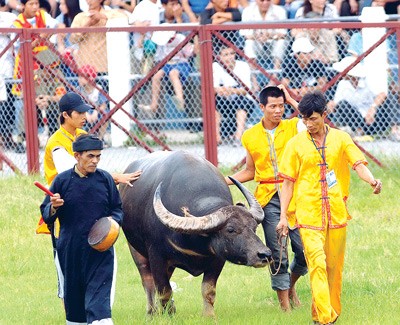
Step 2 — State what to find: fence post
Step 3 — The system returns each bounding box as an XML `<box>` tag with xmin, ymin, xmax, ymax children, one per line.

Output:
<box><xmin>360</xmin><ymin>7</ymin><xmax>388</xmax><ymax>94</ymax></box>
<box><xmin>199</xmin><ymin>26</ymin><xmax>218</xmax><ymax>166</ymax></box>
<box><xmin>107</xmin><ymin>18</ymin><xmax>131</xmax><ymax>147</ymax></box>
<box><xmin>21</xmin><ymin>29</ymin><xmax>39</xmax><ymax>173</ymax></box>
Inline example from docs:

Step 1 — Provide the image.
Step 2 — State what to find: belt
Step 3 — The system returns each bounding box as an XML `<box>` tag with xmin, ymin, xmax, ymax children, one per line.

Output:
<box><xmin>259</xmin><ymin>179</ymin><xmax>283</xmax><ymax>184</ymax></box>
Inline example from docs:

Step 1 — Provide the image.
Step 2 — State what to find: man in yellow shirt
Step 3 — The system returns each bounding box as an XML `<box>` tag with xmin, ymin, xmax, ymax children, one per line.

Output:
<box><xmin>43</xmin><ymin>92</ymin><xmax>141</xmax><ymax>197</ymax></box>
<box><xmin>278</xmin><ymin>91</ymin><xmax>382</xmax><ymax>325</ymax></box>
<box><xmin>226</xmin><ymin>85</ymin><xmax>307</xmax><ymax>311</ymax></box>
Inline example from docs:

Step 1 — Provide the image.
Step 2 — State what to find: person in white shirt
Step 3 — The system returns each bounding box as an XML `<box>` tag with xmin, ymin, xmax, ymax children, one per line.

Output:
<box><xmin>129</xmin><ymin>0</ymin><xmax>161</xmax><ymax>73</ymax></box>
<box><xmin>146</xmin><ymin>27</ymin><xmax>194</xmax><ymax>113</ymax></box>
<box><xmin>328</xmin><ymin>56</ymin><xmax>388</xmax><ymax>136</ymax></box>
<box><xmin>241</xmin><ymin>0</ymin><xmax>288</xmax><ymax>70</ymax></box>
<box><xmin>0</xmin><ymin>11</ymin><xmax>17</xmax><ymax>150</ymax></box>
<box><xmin>213</xmin><ymin>44</ymin><xmax>255</xmax><ymax>145</ymax></box>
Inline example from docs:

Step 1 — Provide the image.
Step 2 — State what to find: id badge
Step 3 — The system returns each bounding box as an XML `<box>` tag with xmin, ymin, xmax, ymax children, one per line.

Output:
<box><xmin>326</xmin><ymin>170</ymin><xmax>337</xmax><ymax>188</ymax></box>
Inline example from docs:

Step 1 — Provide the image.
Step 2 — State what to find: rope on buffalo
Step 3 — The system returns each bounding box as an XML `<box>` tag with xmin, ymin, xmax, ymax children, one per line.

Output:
<box><xmin>267</xmin><ymin>234</ymin><xmax>288</xmax><ymax>276</ymax></box>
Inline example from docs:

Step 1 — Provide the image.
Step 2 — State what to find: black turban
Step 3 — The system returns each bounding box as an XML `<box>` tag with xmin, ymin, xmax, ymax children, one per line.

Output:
<box><xmin>73</xmin><ymin>135</ymin><xmax>104</xmax><ymax>152</ymax></box>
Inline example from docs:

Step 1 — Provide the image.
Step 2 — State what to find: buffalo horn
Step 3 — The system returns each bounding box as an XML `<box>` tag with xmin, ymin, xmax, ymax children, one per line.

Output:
<box><xmin>153</xmin><ymin>183</ymin><xmax>229</xmax><ymax>234</ymax></box>
<box><xmin>228</xmin><ymin>176</ymin><xmax>264</xmax><ymax>223</ymax></box>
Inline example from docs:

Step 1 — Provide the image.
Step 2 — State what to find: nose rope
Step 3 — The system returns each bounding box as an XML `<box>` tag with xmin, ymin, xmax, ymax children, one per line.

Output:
<box><xmin>267</xmin><ymin>234</ymin><xmax>288</xmax><ymax>276</ymax></box>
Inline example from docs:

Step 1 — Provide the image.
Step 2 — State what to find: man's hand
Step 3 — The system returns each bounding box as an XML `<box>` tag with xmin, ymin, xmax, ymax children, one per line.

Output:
<box><xmin>172</xmin><ymin>2</ymin><xmax>183</xmax><ymax>21</ymax></box>
<box><xmin>276</xmin><ymin>216</ymin><xmax>288</xmax><ymax>237</ymax></box>
<box><xmin>114</xmin><ymin>170</ymin><xmax>142</xmax><ymax>187</ymax></box>
<box><xmin>370</xmin><ymin>179</ymin><xmax>382</xmax><ymax>194</ymax></box>
<box><xmin>50</xmin><ymin>193</ymin><xmax>64</xmax><ymax>209</ymax></box>
<box><xmin>277</xmin><ymin>84</ymin><xmax>299</xmax><ymax>111</ymax></box>
<box><xmin>254</xmin><ymin>30</ymin><xmax>270</xmax><ymax>43</ymax></box>
<box><xmin>85</xmin><ymin>11</ymin><xmax>107</xmax><ymax>26</ymax></box>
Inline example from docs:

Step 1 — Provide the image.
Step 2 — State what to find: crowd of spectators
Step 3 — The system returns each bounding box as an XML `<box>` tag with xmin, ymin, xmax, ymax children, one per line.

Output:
<box><xmin>0</xmin><ymin>0</ymin><xmax>399</xmax><ymax>153</ymax></box>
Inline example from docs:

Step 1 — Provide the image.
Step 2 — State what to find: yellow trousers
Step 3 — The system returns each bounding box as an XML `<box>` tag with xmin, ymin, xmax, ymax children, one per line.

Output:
<box><xmin>299</xmin><ymin>226</ymin><xmax>347</xmax><ymax>324</ymax></box>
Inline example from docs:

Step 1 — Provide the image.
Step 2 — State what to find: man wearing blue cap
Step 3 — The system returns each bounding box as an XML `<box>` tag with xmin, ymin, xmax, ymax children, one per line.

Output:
<box><xmin>41</xmin><ymin>133</ymin><xmax>123</xmax><ymax>324</ymax></box>
<box><xmin>41</xmin><ymin>92</ymin><xmax>140</xmax><ymax>224</ymax></box>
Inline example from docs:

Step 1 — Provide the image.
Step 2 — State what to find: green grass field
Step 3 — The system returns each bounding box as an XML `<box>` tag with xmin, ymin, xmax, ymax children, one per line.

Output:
<box><xmin>0</xmin><ymin>164</ymin><xmax>399</xmax><ymax>324</ymax></box>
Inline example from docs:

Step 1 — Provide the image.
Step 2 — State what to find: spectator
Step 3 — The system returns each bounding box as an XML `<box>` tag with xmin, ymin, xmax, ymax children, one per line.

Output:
<box><xmin>7</xmin><ymin>0</ymin><xmax>58</xmax><ymax>16</ymax></box>
<box><xmin>55</xmin><ymin>0</ymin><xmax>82</xmax><ymax>79</ymax></box>
<box><xmin>228</xmin><ymin>0</ymin><xmax>249</xmax><ymax>9</ymax></box>
<box><xmin>240</xmin><ymin>0</ymin><xmax>288</xmax><ymax>70</ymax></box>
<box><xmin>281</xmin><ymin>37</ymin><xmax>329</xmax><ymax>99</ymax></box>
<box><xmin>200</xmin><ymin>0</ymin><xmax>242</xmax><ymax>24</ymax></box>
<box><xmin>108</xmin><ymin>0</ymin><xmax>135</xmax><ymax>13</ymax></box>
<box><xmin>145</xmin><ymin>28</ymin><xmax>194</xmax><ymax>113</ymax></box>
<box><xmin>293</xmin><ymin>0</ymin><xmax>349</xmax><ymax>60</ymax></box>
<box><xmin>213</xmin><ymin>45</ymin><xmax>255</xmax><ymax>145</ymax></box>
<box><xmin>346</xmin><ymin>28</ymin><xmax>362</xmax><ymax>56</ymax></box>
<box><xmin>299</xmin><ymin>11</ymin><xmax>339</xmax><ymax>64</ymax></box>
<box><xmin>56</xmin><ymin>0</ymin><xmax>81</xmax><ymax>28</ymax></box>
<box><xmin>294</xmin><ymin>0</ymin><xmax>338</xmax><ymax>18</ymax></box>
<box><xmin>374</xmin><ymin>0</ymin><xmax>399</xmax><ymax>86</ymax></box>
<box><xmin>35</xmin><ymin>67</ymin><xmax>68</xmax><ymax>143</ymax></box>
<box><xmin>0</xmin><ymin>10</ymin><xmax>17</xmax><ymax>150</ymax></box>
<box><xmin>385</xmin><ymin>81</ymin><xmax>400</xmax><ymax>141</ymax></box>
<box><xmin>1</xmin><ymin>0</ymin><xmax>11</xmax><ymax>11</ymax></box>
<box><xmin>70</xmin><ymin>0</ymin><xmax>128</xmax><ymax>75</ymax></box>
<box><xmin>181</xmin><ymin>0</ymin><xmax>209</xmax><ymax>22</ymax></box>
<box><xmin>382</xmin><ymin>0</ymin><xmax>399</xmax><ymax>15</ymax></box>
<box><xmin>12</xmin><ymin>0</ymin><xmax>65</xmax><ymax>153</ymax></box>
<box><xmin>161</xmin><ymin>0</ymin><xmax>190</xmax><ymax>24</ymax></box>
<box><xmin>200</xmin><ymin>0</ymin><xmax>243</xmax><ymax>50</ymax></box>
<box><xmin>76</xmin><ymin>64</ymin><xmax>110</xmax><ymax>142</ymax></box>
<box><xmin>284</xmin><ymin>0</ymin><xmax>304</xmax><ymax>19</ymax></box>
<box><xmin>328</xmin><ymin>56</ymin><xmax>388</xmax><ymax>137</ymax></box>
<box><xmin>332</xmin><ymin>0</ymin><xmax>359</xmax><ymax>16</ymax></box>
<box><xmin>128</xmin><ymin>0</ymin><xmax>160</xmax><ymax>74</ymax></box>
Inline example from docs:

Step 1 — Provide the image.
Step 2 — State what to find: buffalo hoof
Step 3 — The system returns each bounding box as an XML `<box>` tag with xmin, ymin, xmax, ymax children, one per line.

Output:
<box><xmin>202</xmin><ymin>306</ymin><xmax>216</xmax><ymax>318</ymax></box>
<box><xmin>163</xmin><ymin>300</ymin><xmax>176</xmax><ymax>315</ymax></box>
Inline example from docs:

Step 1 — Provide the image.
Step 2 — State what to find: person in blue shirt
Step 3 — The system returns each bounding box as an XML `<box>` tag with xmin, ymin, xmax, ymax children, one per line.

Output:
<box><xmin>40</xmin><ymin>134</ymin><xmax>123</xmax><ymax>324</ymax></box>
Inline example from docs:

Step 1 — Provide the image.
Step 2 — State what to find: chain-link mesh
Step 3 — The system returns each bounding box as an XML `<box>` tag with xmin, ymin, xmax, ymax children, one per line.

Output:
<box><xmin>0</xmin><ymin>21</ymin><xmax>399</xmax><ymax>177</ymax></box>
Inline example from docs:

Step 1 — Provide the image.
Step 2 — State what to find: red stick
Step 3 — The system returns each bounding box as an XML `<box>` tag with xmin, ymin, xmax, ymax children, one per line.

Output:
<box><xmin>34</xmin><ymin>181</ymin><xmax>54</xmax><ymax>196</ymax></box>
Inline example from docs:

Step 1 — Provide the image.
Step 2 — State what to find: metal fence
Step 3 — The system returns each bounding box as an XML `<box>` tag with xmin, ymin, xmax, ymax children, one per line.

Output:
<box><xmin>0</xmin><ymin>19</ymin><xmax>399</xmax><ymax>176</ymax></box>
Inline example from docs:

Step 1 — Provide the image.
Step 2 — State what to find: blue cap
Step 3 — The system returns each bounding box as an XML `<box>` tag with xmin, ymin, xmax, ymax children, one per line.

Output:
<box><xmin>59</xmin><ymin>92</ymin><xmax>92</xmax><ymax>113</ymax></box>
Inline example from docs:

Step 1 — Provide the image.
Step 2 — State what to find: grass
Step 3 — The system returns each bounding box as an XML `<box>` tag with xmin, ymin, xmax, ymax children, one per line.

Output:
<box><xmin>0</xmin><ymin>163</ymin><xmax>399</xmax><ymax>324</ymax></box>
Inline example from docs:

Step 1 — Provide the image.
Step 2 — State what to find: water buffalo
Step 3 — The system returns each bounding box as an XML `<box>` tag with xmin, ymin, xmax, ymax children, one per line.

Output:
<box><xmin>119</xmin><ymin>151</ymin><xmax>271</xmax><ymax>317</ymax></box>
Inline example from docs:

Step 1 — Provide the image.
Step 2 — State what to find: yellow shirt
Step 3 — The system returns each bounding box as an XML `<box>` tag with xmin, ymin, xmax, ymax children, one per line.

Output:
<box><xmin>279</xmin><ymin>126</ymin><xmax>367</xmax><ymax>230</ymax></box>
<box><xmin>44</xmin><ymin>126</ymin><xmax>86</xmax><ymax>185</ymax></box>
<box><xmin>242</xmin><ymin>117</ymin><xmax>299</xmax><ymax>208</ymax></box>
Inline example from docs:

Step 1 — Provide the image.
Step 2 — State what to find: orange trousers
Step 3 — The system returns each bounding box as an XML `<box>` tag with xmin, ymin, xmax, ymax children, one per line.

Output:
<box><xmin>299</xmin><ymin>226</ymin><xmax>347</xmax><ymax>324</ymax></box>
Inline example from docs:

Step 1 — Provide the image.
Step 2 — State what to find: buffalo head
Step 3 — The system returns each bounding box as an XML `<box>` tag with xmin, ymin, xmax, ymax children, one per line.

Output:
<box><xmin>153</xmin><ymin>177</ymin><xmax>271</xmax><ymax>268</ymax></box>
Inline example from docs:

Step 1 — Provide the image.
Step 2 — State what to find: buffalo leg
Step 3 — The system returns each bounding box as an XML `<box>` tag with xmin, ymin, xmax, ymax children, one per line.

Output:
<box><xmin>128</xmin><ymin>244</ymin><xmax>156</xmax><ymax>314</ymax></box>
<box><xmin>201</xmin><ymin>260</ymin><xmax>224</xmax><ymax>317</ymax></box>
<box><xmin>148</xmin><ymin>250</ymin><xmax>176</xmax><ymax>314</ymax></box>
